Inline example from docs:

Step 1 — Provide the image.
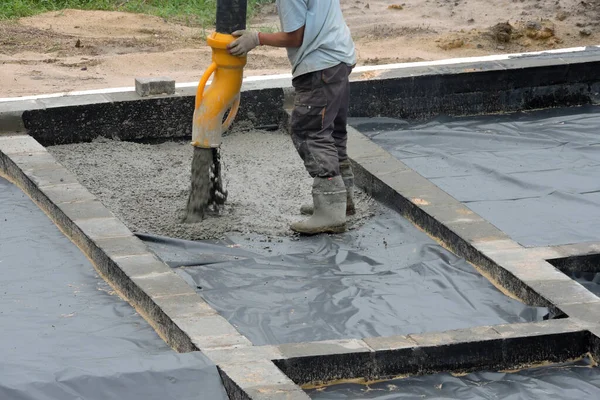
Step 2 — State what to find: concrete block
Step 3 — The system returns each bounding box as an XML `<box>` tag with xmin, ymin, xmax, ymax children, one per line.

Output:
<box><xmin>59</xmin><ymin>199</ymin><xmax>114</xmax><ymax>220</ymax></box>
<box><xmin>27</xmin><ymin>165</ymin><xmax>79</xmax><ymax>188</ymax></box>
<box><xmin>424</xmin><ymin>203</ymin><xmax>482</xmax><ymax>225</ymax></box>
<box><xmin>152</xmin><ymin>293</ymin><xmax>216</xmax><ymax>319</ymax></box>
<box><xmin>75</xmin><ymin>217</ymin><xmax>132</xmax><ymax>240</ymax></box>
<box><xmin>219</xmin><ymin>361</ymin><xmax>298</xmax><ymax>388</ymax></box>
<box><xmin>42</xmin><ymin>183</ymin><xmax>97</xmax><ymax>204</ymax></box>
<box><xmin>527</xmin><ymin>279</ymin><xmax>600</xmax><ymax>306</ymax></box>
<box><xmin>204</xmin><ymin>345</ymin><xmax>282</xmax><ymax>365</ymax></box>
<box><xmin>446</xmin><ymin>219</ymin><xmax>508</xmax><ymax>244</ymax></box>
<box><xmin>8</xmin><ymin>151</ymin><xmax>58</xmax><ymax>170</ymax></box>
<box><xmin>278</xmin><ymin>339</ymin><xmax>371</xmax><ymax>359</ymax></box>
<box><xmin>113</xmin><ymin>253</ymin><xmax>173</xmax><ymax>278</ymax></box>
<box><xmin>409</xmin><ymin>325</ymin><xmax>501</xmax><ymax>347</ymax></box>
<box><xmin>174</xmin><ymin>315</ymin><xmax>242</xmax><ymax>338</ymax></box>
<box><xmin>135</xmin><ymin>77</ymin><xmax>176</xmax><ymax>97</ymax></box>
<box><xmin>556</xmin><ymin>302</ymin><xmax>600</xmax><ymax>323</ymax></box>
<box><xmin>131</xmin><ymin>270</ymin><xmax>195</xmax><ymax>298</ymax></box>
<box><xmin>38</xmin><ymin>94</ymin><xmax>111</xmax><ymax>108</ymax></box>
<box><xmin>192</xmin><ymin>333</ymin><xmax>252</xmax><ymax>350</ymax></box>
<box><xmin>95</xmin><ymin>235</ymin><xmax>150</xmax><ymax>258</ymax></box>
<box><xmin>492</xmin><ymin>319</ymin><xmax>583</xmax><ymax>338</ymax></box>
<box><xmin>364</xmin><ymin>335</ymin><xmax>417</xmax><ymax>351</ymax></box>
<box><xmin>244</xmin><ymin>385</ymin><xmax>311</xmax><ymax>400</ymax></box>
<box><xmin>0</xmin><ymin>100</ymin><xmax>44</xmax><ymax>133</ymax></box>
<box><xmin>0</xmin><ymin>135</ymin><xmax>46</xmax><ymax>155</ymax></box>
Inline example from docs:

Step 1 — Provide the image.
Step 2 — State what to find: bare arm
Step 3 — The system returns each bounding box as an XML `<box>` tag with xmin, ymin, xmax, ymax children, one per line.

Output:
<box><xmin>258</xmin><ymin>26</ymin><xmax>305</xmax><ymax>48</ymax></box>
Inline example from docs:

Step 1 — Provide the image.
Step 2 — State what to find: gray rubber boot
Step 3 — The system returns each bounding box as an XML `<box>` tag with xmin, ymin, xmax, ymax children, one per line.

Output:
<box><xmin>300</xmin><ymin>160</ymin><xmax>356</xmax><ymax>216</ymax></box>
<box><xmin>291</xmin><ymin>176</ymin><xmax>347</xmax><ymax>235</ymax></box>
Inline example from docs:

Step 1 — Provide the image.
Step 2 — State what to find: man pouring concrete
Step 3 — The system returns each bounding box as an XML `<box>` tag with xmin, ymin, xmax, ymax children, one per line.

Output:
<box><xmin>228</xmin><ymin>0</ymin><xmax>356</xmax><ymax>235</ymax></box>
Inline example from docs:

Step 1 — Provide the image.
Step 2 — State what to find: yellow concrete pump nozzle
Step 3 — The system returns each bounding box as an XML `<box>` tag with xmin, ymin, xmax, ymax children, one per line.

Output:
<box><xmin>191</xmin><ymin>33</ymin><xmax>247</xmax><ymax>148</ymax></box>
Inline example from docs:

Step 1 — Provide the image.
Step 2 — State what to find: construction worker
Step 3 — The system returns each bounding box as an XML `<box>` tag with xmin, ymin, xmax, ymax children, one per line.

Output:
<box><xmin>228</xmin><ymin>0</ymin><xmax>356</xmax><ymax>235</ymax></box>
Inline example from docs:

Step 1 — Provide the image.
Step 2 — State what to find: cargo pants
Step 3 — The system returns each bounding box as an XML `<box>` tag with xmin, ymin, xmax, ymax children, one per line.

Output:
<box><xmin>290</xmin><ymin>63</ymin><xmax>352</xmax><ymax>178</ymax></box>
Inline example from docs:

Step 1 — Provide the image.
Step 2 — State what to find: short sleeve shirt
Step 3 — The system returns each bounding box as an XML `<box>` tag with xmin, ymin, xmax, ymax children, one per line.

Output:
<box><xmin>276</xmin><ymin>0</ymin><xmax>356</xmax><ymax>78</ymax></box>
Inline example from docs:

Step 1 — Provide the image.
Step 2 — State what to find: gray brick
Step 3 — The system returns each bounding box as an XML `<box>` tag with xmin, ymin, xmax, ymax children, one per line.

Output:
<box><xmin>131</xmin><ymin>270</ymin><xmax>194</xmax><ymax>298</ymax></box>
<box><xmin>27</xmin><ymin>165</ymin><xmax>79</xmax><ymax>188</ymax></box>
<box><xmin>0</xmin><ymin>135</ymin><xmax>46</xmax><ymax>155</ymax></box>
<box><xmin>364</xmin><ymin>335</ymin><xmax>417</xmax><ymax>351</ymax></box>
<box><xmin>204</xmin><ymin>345</ymin><xmax>282</xmax><ymax>365</ymax></box>
<box><xmin>113</xmin><ymin>253</ymin><xmax>172</xmax><ymax>278</ymax></box>
<box><xmin>42</xmin><ymin>183</ymin><xmax>97</xmax><ymax>204</ymax></box>
<box><xmin>75</xmin><ymin>217</ymin><xmax>131</xmax><ymax>239</ymax></box>
<box><xmin>59</xmin><ymin>199</ymin><xmax>114</xmax><ymax>220</ymax></box>
<box><xmin>244</xmin><ymin>385</ymin><xmax>311</xmax><ymax>400</ymax></box>
<box><xmin>38</xmin><ymin>94</ymin><xmax>111</xmax><ymax>108</ymax></box>
<box><xmin>95</xmin><ymin>235</ymin><xmax>150</xmax><ymax>258</ymax></box>
<box><xmin>153</xmin><ymin>293</ymin><xmax>216</xmax><ymax>319</ymax></box>
<box><xmin>278</xmin><ymin>339</ymin><xmax>371</xmax><ymax>359</ymax></box>
<box><xmin>527</xmin><ymin>279</ymin><xmax>600</xmax><ymax>306</ymax></box>
<box><xmin>135</xmin><ymin>77</ymin><xmax>176</xmax><ymax>97</ymax></box>
<box><xmin>492</xmin><ymin>319</ymin><xmax>584</xmax><ymax>338</ymax></box>
<box><xmin>219</xmin><ymin>361</ymin><xmax>296</xmax><ymax>388</ymax></box>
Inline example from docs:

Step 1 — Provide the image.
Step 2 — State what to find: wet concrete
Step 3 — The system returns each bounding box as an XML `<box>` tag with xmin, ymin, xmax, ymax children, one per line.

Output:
<box><xmin>49</xmin><ymin>130</ymin><xmax>374</xmax><ymax>240</ymax></box>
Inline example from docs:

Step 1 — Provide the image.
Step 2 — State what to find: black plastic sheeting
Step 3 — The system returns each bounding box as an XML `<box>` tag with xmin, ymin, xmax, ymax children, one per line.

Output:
<box><xmin>0</xmin><ymin>177</ymin><xmax>228</xmax><ymax>400</ymax></box>
<box><xmin>306</xmin><ymin>356</ymin><xmax>600</xmax><ymax>399</ymax></box>
<box><xmin>571</xmin><ymin>272</ymin><xmax>600</xmax><ymax>297</ymax></box>
<box><xmin>141</xmin><ymin>205</ymin><xmax>548</xmax><ymax>347</ymax></box>
<box><xmin>350</xmin><ymin>105</ymin><xmax>600</xmax><ymax>247</ymax></box>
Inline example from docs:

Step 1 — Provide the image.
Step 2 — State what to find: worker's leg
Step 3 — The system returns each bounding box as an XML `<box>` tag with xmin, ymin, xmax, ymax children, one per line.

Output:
<box><xmin>290</xmin><ymin>67</ymin><xmax>343</xmax><ymax>178</ymax></box>
<box><xmin>298</xmin><ymin>64</ymin><xmax>356</xmax><ymax>216</ymax></box>
<box><xmin>290</xmin><ymin>64</ymin><xmax>348</xmax><ymax>234</ymax></box>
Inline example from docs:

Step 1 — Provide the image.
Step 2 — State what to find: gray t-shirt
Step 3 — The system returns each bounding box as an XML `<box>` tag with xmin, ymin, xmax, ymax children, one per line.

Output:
<box><xmin>276</xmin><ymin>0</ymin><xmax>356</xmax><ymax>78</ymax></box>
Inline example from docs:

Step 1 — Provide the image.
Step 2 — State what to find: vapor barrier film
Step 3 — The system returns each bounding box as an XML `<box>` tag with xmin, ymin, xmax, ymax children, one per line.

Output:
<box><xmin>306</xmin><ymin>356</ymin><xmax>600</xmax><ymax>399</ymax></box>
<box><xmin>0</xmin><ymin>177</ymin><xmax>227</xmax><ymax>400</ymax></box>
<box><xmin>350</xmin><ymin>105</ymin><xmax>600</xmax><ymax>247</ymax></box>
<box><xmin>141</xmin><ymin>204</ymin><xmax>548</xmax><ymax>347</ymax></box>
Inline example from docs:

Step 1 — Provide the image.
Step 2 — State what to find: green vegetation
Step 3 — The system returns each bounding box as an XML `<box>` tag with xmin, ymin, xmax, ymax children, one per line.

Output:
<box><xmin>0</xmin><ymin>0</ymin><xmax>274</xmax><ymax>26</ymax></box>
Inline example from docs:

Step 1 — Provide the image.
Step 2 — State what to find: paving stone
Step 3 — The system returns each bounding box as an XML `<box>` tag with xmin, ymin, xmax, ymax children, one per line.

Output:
<box><xmin>192</xmin><ymin>334</ymin><xmax>252</xmax><ymax>350</ymax></box>
<box><xmin>219</xmin><ymin>361</ymin><xmax>297</xmax><ymax>388</ymax></box>
<box><xmin>364</xmin><ymin>335</ymin><xmax>416</xmax><ymax>351</ymax></box>
<box><xmin>527</xmin><ymin>279</ymin><xmax>600</xmax><ymax>306</ymax></box>
<box><xmin>278</xmin><ymin>339</ymin><xmax>371</xmax><ymax>359</ymax></box>
<box><xmin>95</xmin><ymin>235</ymin><xmax>150</xmax><ymax>258</ymax></box>
<box><xmin>204</xmin><ymin>345</ymin><xmax>282</xmax><ymax>365</ymax></box>
<box><xmin>399</xmin><ymin>183</ymin><xmax>462</xmax><ymax>208</ymax></box>
<box><xmin>8</xmin><ymin>151</ymin><xmax>59</xmax><ymax>170</ymax></box>
<box><xmin>244</xmin><ymin>385</ymin><xmax>311</xmax><ymax>400</ymax></box>
<box><xmin>492</xmin><ymin>319</ymin><xmax>584</xmax><ymax>338</ymax></box>
<box><xmin>38</xmin><ymin>94</ymin><xmax>111</xmax><ymax>108</ymax></box>
<box><xmin>175</xmin><ymin>314</ymin><xmax>240</xmax><ymax>336</ymax></box>
<box><xmin>131</xmin><ymin>269</ymin><xmax>195</xmax><ymax>298</ymax></box>
<box><xmin>501</xmin><ymin>259</ymin><xmax>575</xmax><ymax>282</ymax></box>
<box><xmin>113</xmin><ymin>253</ymin><xmax>173</xmax><ymax>278</ymax></box>
<box><xmin>377</xmin><ymin>169</ymin><xmax>432</xmax><ymax>194</ymax></box>
<box><xmin>75</xmin><ymin>216</ymin><xmax>132</xmax><ymax>240</ymax></box>
<box><xmin>447</xmin><ymin>219</ymin><xmax>508</xmax><ymax>243</ymax></box>
<box><xmin>26</xmin><ymin>165</ymin><xmax>79</xmax><ymax>188</ymax></box>
<box><xmin>135</xmin><ymin>77</ymin><xmax>176</xmax><ymax>97</ymax></box>
<box><xmin>0</xmin><ymin>135</ymin><xmax>46</xmax><ymax>155</ymax></box>
<box><xmin>59</xmin><ymin>199</ymin><xmax>114</xmax><ymax>220</ymax></box>
<box><xmin>152</xmin><ymin>293</ymin><xmax>216</xmax><ymax>319</ymax></box>
<box><xmin>559</xmin><ymin>302</ymin><xmax>600</xmax><ymax>323</ymax></box>
<box><xmin>422</xmin><ymin>202</ymin><xmax>481</xmax><ymax>224</ymax></box>
<box><xmin>472</xmin><ymin>239</ymin><xmax>523</xmax><ymax>254</ymax></box>
<box><xmin>42</xmin><ymin>183</ymin><xmax>97</xmax><ymax>204</ymax></box>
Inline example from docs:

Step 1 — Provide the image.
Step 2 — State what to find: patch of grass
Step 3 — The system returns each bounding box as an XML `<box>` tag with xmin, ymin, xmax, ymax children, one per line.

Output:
<box><xmin>0</xmin><ymin>0</ymin><xmax>275</xmax><ymax>27</ymax></box>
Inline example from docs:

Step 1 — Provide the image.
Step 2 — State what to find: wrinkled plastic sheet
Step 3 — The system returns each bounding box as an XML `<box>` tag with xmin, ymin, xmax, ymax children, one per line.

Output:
<box><xmin>141</xmin><ymin>205</ymin><xmax>548</xmax><ymax>347</ymax></box>
<box><xmin>306</xmin><ymin>356</ymin><xmax>600</xmax><ymax>399</ymax></box>
<box><xmin>0</xmin><ymin>177</ymin><xmax>228</xmax><ymax>400</ymax></box>
<box><xmin>350</xmin><ymin>105</ymin><xmax>600</xmax><ymax>247</ymax></box>
<box><xmin>571</xmin><ymin>272</ymin><xmax>600</xmax><ymax>297</ymax></box>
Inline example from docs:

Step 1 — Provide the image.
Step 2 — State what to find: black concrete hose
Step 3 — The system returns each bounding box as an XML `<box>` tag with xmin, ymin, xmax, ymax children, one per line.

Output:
<box><xmin>216</xmin><ymin>0</ymin><xmax>248</xmax><ymax>34</ymax></box>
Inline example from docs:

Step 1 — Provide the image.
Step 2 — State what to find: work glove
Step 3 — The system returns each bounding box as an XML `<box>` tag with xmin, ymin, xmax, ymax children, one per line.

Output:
<box><xmin>228</xmin><ymin>30</ymin><xmax>260</xmax><ymax>57</ymax></box>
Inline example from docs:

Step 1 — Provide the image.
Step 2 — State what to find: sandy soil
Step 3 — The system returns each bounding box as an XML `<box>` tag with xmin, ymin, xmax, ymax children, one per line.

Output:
<box><xmin>1</xmin><ymin>0</ymin><xmax>598</xmax><ymax>98</ymax></box>
<box><xmin>48</xmin><ymin>129</ymin><xmax>374</xmax><ymax>240</ymax></box>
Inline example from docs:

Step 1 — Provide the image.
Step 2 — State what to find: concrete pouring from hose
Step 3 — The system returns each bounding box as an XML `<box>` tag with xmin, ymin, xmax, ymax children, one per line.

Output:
<box><xmin>184</xmin><ymin>0</ymin><xmax>247</xmax><ymax>222</ymax></box>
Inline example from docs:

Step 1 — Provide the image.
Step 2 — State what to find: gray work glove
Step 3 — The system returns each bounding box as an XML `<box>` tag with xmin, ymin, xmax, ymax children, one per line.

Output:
<box><xmin>228</xmin><ymin>30</ymin><xmax>260</xmax><ymax>56</ymax></box>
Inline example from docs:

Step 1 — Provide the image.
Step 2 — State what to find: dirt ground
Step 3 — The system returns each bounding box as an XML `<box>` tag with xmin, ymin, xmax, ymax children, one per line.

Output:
<box><xmin>1</xmin><ymin>0</ymin><xmax>598</xmax><ymax>98</ymax></box>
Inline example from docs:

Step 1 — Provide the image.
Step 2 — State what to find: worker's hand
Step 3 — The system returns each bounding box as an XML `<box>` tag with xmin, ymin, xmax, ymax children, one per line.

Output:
<box><xmin>228</xmin><ymin>30</ymin><xmax>260</xmax><ymax>57</ymax></box>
